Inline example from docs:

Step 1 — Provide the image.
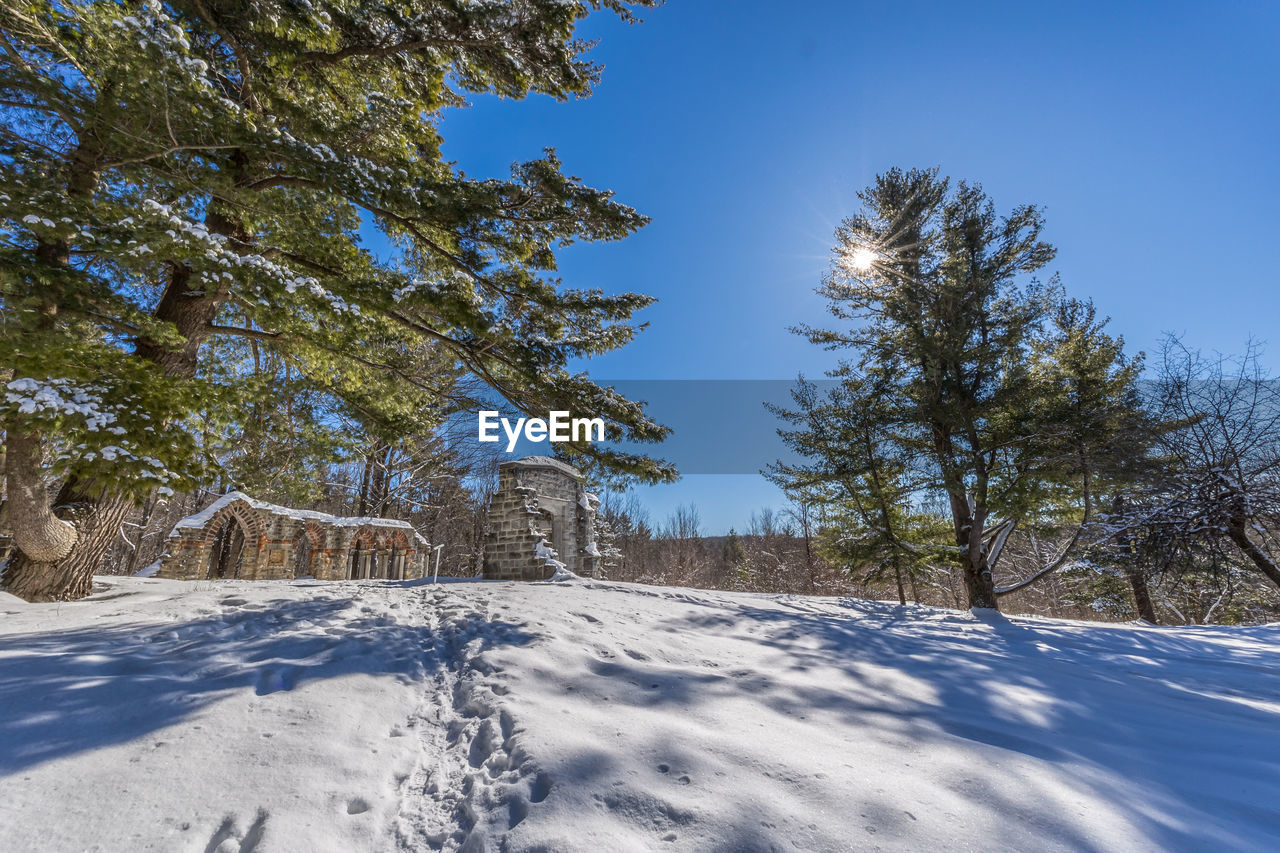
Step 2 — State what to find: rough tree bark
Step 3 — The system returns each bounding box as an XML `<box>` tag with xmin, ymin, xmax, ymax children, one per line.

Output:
<box><xmin>133</xmin><ymin>200</ymin><xmax>251</xmax><ymax>374</ymax></box>
<box><xmin>951</xmin><ymin>492</ymin><xmax>999</xmax><ymax>610</ymax></box>
<box><xmin>4</xmin><ymin>429</ymin><xmax>132</xmax><ymax>601</ymax></box>
<box><xmin>931</xmin><ymin>419</ymin><xmax>1001</xmax><ymax>611</ymax></box>
<box><xmin>1125</xmin><ymin>568</ymin><xmax>1159</xmax><ymax>624</ymax></box>
<box><xmin>963</xmin><ymin>553</ymin><xmax>999</xmax><ymax>610</ymax></box>
<box><xmin>4</xmin><ymin>430</ymin><xmax>77</xmax><ymax>563</ymax></box>
<box><xmin>132</xmin><ymin>261</ymin><xmax>222</xmax><ymax>376</ymax></box>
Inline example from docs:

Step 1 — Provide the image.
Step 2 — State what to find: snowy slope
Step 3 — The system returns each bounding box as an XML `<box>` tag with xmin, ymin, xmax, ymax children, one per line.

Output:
<box><xmin>0</xmin><ymin>577</ymin><xmax>1277</xmax><ymax>852</ymax></box>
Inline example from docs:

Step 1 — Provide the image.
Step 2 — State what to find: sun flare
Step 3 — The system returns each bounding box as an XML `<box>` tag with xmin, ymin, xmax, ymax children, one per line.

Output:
<box><xmin>848</xmin><ymin>246</ymin><xmax>877</xmax><ymax>273</ymax></box>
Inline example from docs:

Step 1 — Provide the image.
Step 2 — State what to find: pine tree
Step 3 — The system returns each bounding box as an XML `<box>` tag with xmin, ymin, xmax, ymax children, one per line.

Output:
<box><xmin>591</xmin><ymin>511</ymin><xmax>624</xmax><ymax>580</ymax></box>
<box><xmin>0</xmin><ymin>1</ymin><xmax>671</xmax><ymax>601</ymax></box>
<box><xmin>767</xmin><ymin>375</ymin><xmax>944</xmax><ymax>605</ymax></box>
<box><xmin>1025</xmin><ymin>299</ymin><xmax>1160</xmax><ymax>619</ymax></box>
<box><xmin>782</xmin><ymin>167</ymin><xmax>1148</xmax><ymax>611</ymax></box>
<box><xmin>721</xmin><ymin>527</ymin><xmax>744</xmax><ymax>571</ymax></box>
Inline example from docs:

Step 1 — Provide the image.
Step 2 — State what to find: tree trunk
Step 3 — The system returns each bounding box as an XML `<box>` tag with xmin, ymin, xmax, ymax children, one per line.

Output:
<box><xmin>210</xmin><ymin>521</ymin><xmax>234</xmax><ymax>579</ymax></box>
<box><xmin>133</xmin><ymin>166</ymin><xmax>254</xmax><ymax>378</ymax></box>
<box><xmin>6</xmin><ymin>408</ymin><xmax>157</xmax><ymax>603</ymax></box>
<box><xmin>225</xmin><ymin>526</ymin><xmax>246</xmax><ymax>579</ymax></box>
<box><xmin>963</xmin><ymin>509</ymin><xmax>999</xmax><ymax>609</ymax></box>
<box><xmin>893</xmin><ymin>563</ymin><xmax>906</xmax><ymax>606</ymax></box>
<box><xmin>1126</xmin><ymin>568</ymin><xmax>1159</xmax><ymax>623</ymax></box>
<box><xmin>3</xmin><ymin>430</ymin><xmax>77</xmax><ymax>564</ymax></box>
<box><xmin>133</xmin><ymin>262</ymin><xmax>221</xmax><ymax>376</ymax></box>
<box><xmin>1226</xmin><ymin>517</ymin><xmax>1280</xmax><ymax>590</ymax></box>
<box><xmin>3</xmin><ymin>459</ymin><xmax>133</xmax><ymax>602</ymax></box>
<box><xmin>3</xmin><ymin>129</ymin><xmax>139</xmax><ymax>601</ymax></box>
<box><xmin>370</xmin><ymin>445</ymin><xmax>390</xmax><ymax>516</ymax></box>
<box><xmin>122</xmin><ymin>495</ymin><xmax>160</xmax><ymax>577</ymax></box>
<box><xmin>951</xmin><ymin>491</ymin><xmax>1000</xmax><ymax>611</ymax></box>
<box><xmin>357</xmin><ymin>452</ymin><xmax>375</xmax><ymax>516</ymax></box>
<box><xmin>18</xmin><ymin>263</ymin><xmax>216</xmax><ymax>600</ymax></box>
<box><xmin>800</xmin><ymin>513</ymin><xmax>816</xmax><ymax>594</ymax></box>
<box><xmin>5</xmin><ymin>117</ymin><xmax>266</xmax><ymax>601</ymax></box>
<box><xmin>16</xmin><ymin>198</ymin><xmax>255</xmax><ymax>601</ymax></box>
<box><xmin>963</xmin><ymin>556</ymin><xmax>1000</xmax><ymax>610</ymax></box>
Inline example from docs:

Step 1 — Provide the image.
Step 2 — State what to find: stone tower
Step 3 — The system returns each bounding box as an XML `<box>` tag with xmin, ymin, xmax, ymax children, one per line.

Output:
<box><xmin>483</xmin><ymin>456</ymin><xmax>600</xmax><ymax>581</ymax></box>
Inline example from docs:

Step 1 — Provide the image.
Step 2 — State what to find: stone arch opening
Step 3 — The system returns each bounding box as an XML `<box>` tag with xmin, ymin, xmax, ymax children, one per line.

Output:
<box><xmin>349</xmin><ymin>527</ymin><xmax>377</xmax><ymax>579</ymax></box>
<box><xmin>202</xmin><ymin>504</ymin><xmax>263</xmax><ymax>580</ymax></box>
<box><xmin>294</xmin><ymin>522</ymin><xmax>326</xmax><ymax>578</ymax></box>
<box><xmin>387</xmin><ymin>530</ymin><xmax>411</xmax><ymax>580</ymax></box>
<box><xmin>371</xmin><ymin>530</ymin><xmax>398</xmax><ymax>579</ymax></box>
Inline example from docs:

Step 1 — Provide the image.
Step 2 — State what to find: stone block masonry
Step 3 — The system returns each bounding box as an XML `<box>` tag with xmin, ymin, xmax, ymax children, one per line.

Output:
<box><xmin>158</xmin><ymin>492</ymin><xmax>429</xmax><ymax>581</ymax></box>
<box><xmin>483</xmin><ymin>457</ymin><xmax>600</xmax><ymax>581</ymax></box>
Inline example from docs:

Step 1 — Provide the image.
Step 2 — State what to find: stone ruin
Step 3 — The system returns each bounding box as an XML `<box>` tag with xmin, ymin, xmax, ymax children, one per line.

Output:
<box><xmin>158</xmin><ymin>491</ymin><xmax>429</xmax><ymax>581</ymax></box>
<box><xmin>158</xmin><ymin>460</ymin><xmax>599</xmax><ymax>584</ymax></box>
<box><xmin>483</xmin><ymin>456</ymin><xmax>600</xmax><ymax>581</ymax></box>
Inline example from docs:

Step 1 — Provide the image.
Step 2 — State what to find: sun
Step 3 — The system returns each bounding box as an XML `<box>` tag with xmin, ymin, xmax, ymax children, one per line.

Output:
<box><xmin>847</xmin><ymin>246</ymin><xmax>877</xmax><ymax>273</ymax></box>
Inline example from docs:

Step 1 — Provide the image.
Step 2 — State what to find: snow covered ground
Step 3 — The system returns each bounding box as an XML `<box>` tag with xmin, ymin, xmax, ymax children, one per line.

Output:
<box><xmin>1</xmin><ymin>576</ymin><xmax>1277</xmax><ymax>852</ymax></box>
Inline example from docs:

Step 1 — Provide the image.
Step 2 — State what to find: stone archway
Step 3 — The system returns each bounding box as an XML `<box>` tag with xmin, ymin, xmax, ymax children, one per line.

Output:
<box><xmin>200</xmin><ymin>500</ymin><xmax>266</xmax><ymax>580</ymax></box>
<box><xmin>293</xmin><ymin>522</ymin><xmax>326</xmax><ymax>578</ymax></box>
<box><xmin>387</xmin><ymin>530</ymin><xmax>412</xmax><ymax>580</ymax></box>
<box><xmin>348</xmin><ymin>527</ymin><xmax>378</xmax><ymax>579</ymax></box>
<box><xmin>375</xmin><ymin>531</ymin><xmax>392</xmax><ymax>579</ymax></box>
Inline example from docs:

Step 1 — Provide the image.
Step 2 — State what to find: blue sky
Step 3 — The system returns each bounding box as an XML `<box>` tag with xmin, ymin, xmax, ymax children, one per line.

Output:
<box><xmin>433</xmin><ymin>0</ymin><xmax>1280</xmax><ymax>533</ymax></box>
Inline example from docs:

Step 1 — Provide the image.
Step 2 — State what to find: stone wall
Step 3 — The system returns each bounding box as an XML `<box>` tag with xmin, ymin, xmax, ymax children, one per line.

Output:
<box><xmin>158</xmin><ymin>492</ymin><xmax>427</xmax><ymax>582</ymax></box>
<box><xmin>483</xmin><ymin>457</ymin><xmax>599</xmax><ymax>581</ymax></box>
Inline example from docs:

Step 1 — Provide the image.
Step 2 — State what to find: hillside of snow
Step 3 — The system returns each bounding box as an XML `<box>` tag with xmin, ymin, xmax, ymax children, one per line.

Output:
<box><xmin>1</xmin><ymin>576</ymin><xmax>1277</xmax><ymax>852</ymax></box>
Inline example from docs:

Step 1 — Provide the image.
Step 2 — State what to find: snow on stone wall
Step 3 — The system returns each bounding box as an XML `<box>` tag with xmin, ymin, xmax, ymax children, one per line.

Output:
<box><xmin>159</xmin><ymin>492</ymin><xmax>428</xmax><ymax>582</ymax></box>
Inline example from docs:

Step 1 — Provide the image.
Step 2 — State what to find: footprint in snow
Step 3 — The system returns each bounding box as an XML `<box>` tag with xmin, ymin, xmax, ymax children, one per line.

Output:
<box><xmin>529</xmin><ymin>772</ymin><xmax>552</xmax><ymax>803</ymax></box>
<box><xmin>254</xmin><ymin>667</ymin><xmax>296</xmax><ymax>695</ymax></box>
<box><xmin>203</xmin><ymin>808</ymin><xmax>268</xmax><ymax>853</ymax></box>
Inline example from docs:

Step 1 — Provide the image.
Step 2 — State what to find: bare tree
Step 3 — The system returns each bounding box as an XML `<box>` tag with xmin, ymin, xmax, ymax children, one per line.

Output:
<box><xmin>1108</xmin><ymin>338</ymin><xmax>1280</xmax><ymax>597</ymax></box>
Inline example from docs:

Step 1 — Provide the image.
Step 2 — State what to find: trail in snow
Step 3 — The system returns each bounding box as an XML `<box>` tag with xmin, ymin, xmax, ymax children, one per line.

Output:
<box><xmin>0</xmin><ymin>579</ymin><xmax>496</xmax><ymax>852</ymax></box>
<box><xmin>392</xmin><ymin>585</ymin><xmax>552</xmax><ymax>851</ymax></box>
<box><xmin>1</xmin><ymin>576</ymin><xmax>1278</xmax><ymax>852</ymax></box>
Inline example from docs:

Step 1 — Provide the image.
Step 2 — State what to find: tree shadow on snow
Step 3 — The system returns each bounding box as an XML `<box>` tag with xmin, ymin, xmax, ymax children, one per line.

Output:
<box><xmin>643</xmin><ymin>596</ymin><xmax>1280</xmax><ymax>851</ymax></box>
<box><xmin>0</xmin><ymin>592</ymin><xmax>533</xmax><ymax>774</ymax></box>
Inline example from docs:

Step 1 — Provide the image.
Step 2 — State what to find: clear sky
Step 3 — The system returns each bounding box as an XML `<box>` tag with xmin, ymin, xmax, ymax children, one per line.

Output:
<box><xmin>433</xmin><ymin>0</ymin><xmax>1280</xmax><ymax>534</ymax></box>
